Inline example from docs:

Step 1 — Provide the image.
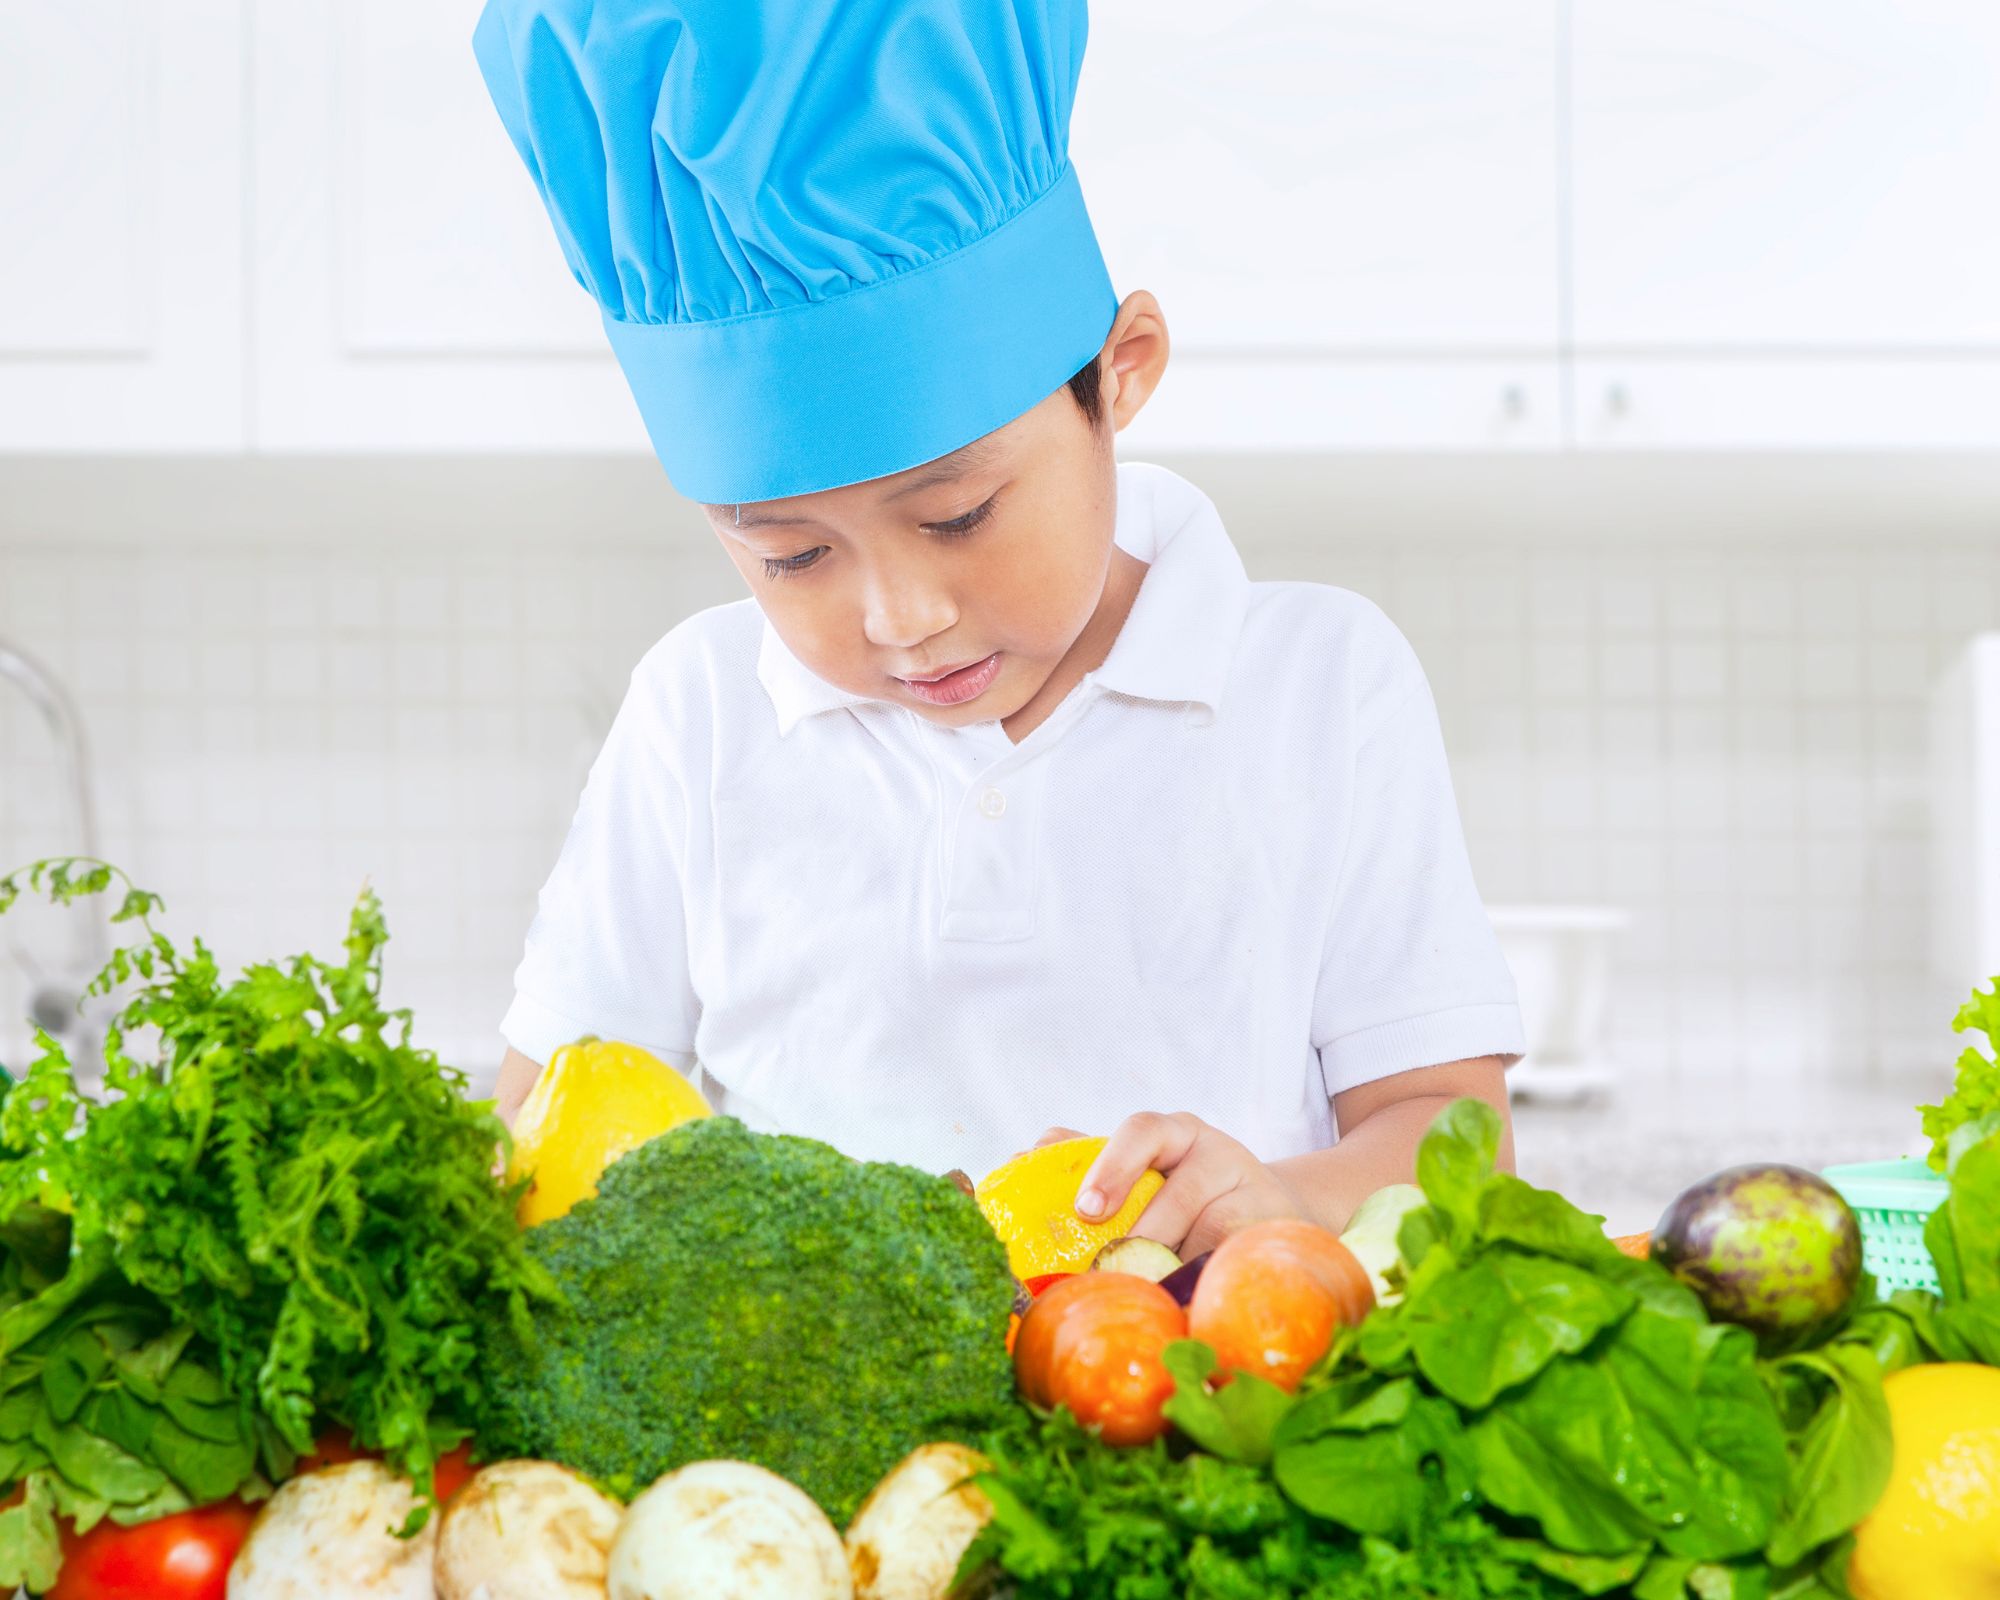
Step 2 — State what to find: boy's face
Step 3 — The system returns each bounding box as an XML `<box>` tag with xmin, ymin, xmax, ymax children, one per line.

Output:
<box><xmin>703</xmin><ymin>377</ymin><xmax>1121</xmax><ymax>729</ymax></box>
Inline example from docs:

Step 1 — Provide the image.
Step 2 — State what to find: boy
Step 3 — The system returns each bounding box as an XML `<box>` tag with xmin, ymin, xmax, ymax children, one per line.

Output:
<box><xmin>475</xmin><ymin>0</ymin><xmax>1521</xmax><ymax>1256</ymax></box>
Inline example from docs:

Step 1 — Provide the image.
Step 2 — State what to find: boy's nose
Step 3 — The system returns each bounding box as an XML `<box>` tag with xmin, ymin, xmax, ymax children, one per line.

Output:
<box><xmin>861</xmin><ymin>573</ymin><xmax>957</xmax><ymax>651</ymax></box>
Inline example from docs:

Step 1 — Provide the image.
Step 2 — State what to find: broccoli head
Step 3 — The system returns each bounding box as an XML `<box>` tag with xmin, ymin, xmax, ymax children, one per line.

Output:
<box><xmin>476</xmin><ymin>1116</ymin><xmax>1021</xmax><ymax>1523</ymax></box>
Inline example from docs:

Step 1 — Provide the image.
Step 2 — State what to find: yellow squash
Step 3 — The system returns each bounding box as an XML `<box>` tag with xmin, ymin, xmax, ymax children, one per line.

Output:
<box><xmin>974</xmin><ymin>1137</ymin><xmax>1165</xmax><ymax>1279</ymax></box>
<box><xmin>509</xmin><ymin>1036</ymin><xmax>711</xmax><ymax>1227</ymax></box>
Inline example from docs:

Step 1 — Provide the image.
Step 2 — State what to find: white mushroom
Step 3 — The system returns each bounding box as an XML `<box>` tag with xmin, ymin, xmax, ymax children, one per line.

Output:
<box><xmin>228</xmin><ymin>1460</ymin><xmax>435</xmax><ymax>1600</ymax></box>
<box><xmin>435</xmin><ymin>1459</ymin><xmax>620</xmax><ymax>1600</ymax></box>
<box><xmin>845</xmin><ymin>1443</ymin><xmax>994</xmax><ymax>1600</ymax></box>
<box><xmin>608</xmin><ymin>1460</ymin><xmax>851</xmax><ymax>1600</ymax></box>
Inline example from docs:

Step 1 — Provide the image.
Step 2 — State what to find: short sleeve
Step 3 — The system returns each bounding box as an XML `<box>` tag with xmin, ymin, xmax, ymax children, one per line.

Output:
<box><xmin>500</xmin><ymin>668</ymin><xmax>700</xmax><ymax>1072</ymax></box>
<box><xmin>1311</xmin><ymin>613</ymin><xmax>1525</xmax><ymax>1097</ymax></box>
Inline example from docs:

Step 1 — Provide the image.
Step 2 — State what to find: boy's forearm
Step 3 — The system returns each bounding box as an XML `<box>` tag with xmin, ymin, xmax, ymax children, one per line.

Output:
<box><xmin>1270</xmin><ymin>1081</ymin><xmax>1514</xmax><ymax>1236</ymax></box>
<box><xmin>494</xmin><ymin>1047</ymin><xmax>545</xmax><ymax>1128</ymax></box>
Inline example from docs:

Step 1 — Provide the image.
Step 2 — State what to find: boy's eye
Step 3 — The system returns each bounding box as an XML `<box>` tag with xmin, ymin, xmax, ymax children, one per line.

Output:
<box><xmin>925</xmin><ymin>496</ymin><xmax>998</xmax><ymax>539</ymax></box>
<box><xmin>762</xmin><ymin>548</ymin><xmax>826</xmax><ymax>579</ymax></box>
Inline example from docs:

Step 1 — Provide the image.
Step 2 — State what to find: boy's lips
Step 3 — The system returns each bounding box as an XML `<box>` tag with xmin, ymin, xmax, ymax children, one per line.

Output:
<box><xmin>897</xmin><ymin>652</ymin><xmax>1003</xmax><ymax>706</ymax></box>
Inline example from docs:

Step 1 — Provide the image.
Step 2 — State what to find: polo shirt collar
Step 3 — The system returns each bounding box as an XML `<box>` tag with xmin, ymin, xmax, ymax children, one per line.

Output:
<box><xmin>1088</xmin><ymin>462</ymin><xmax>1250</xmax><ymax>716</ymax></box>
<box><xmin>755</xmin><ymin>460</ymin><xmax>1250</xmax><ymax>736</ymax></box>
<box><xmin>757</xmin><ymin>621</ymin><xmax>879</xmax><ymax>737</ymax></box>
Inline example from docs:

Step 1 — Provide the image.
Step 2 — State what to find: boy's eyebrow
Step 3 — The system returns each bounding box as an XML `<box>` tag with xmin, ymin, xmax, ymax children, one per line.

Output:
<box><xmin>723</xmin><ymin>437</ymin><xmax>1001</xmax><ymax>530</ymax></box>
<box><xmin>881</xmin><ymin>436</ymin><xmax>1002</xmax><ymax>502</ymax></box>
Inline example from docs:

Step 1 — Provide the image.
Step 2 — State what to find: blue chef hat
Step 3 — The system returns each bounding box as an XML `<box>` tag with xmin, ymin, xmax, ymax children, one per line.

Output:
<box><xmin>473</xmin><ymin>0</ymin><xmax>1120</xmax><ymax>506</ymax></box>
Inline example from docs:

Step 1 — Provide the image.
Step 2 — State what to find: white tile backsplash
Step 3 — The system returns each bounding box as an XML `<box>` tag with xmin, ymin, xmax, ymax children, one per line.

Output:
<box><xmin>0</xmin><ymin>457</ymin><xmax>1995</xmax><ymax>1226</ymax></box>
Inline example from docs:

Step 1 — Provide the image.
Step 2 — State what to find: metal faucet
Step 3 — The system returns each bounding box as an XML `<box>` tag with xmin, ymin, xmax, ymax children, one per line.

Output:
<box><xmin>0</xmin><ymin>638</ymin><xmax>108</xmax><ymax>1071</ymax></box>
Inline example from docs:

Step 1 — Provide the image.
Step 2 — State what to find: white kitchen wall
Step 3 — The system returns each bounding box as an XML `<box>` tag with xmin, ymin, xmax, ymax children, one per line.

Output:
<box><xmin>2</xmin><ymin>454</ymin><xmax>1995</xmax><ymax>1224</ymax></box>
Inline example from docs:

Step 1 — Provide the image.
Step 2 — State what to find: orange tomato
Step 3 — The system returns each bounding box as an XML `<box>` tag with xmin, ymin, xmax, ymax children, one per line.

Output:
<box><xmin>1188</xmin><ymin>1219</ymin><xmax>1374</xmax><ymax>1392</ymax></box>
<box><xmin>1013</xmin><ymin>1272</ymin><xmax>1187</xmax><ymax>1446</ymax></box>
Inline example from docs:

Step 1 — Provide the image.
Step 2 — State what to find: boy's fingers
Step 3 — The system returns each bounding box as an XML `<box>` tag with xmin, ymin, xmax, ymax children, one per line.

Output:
<box><xmin>1077</xmin><ymin>1111</ymin><xmax>1203</xmax><ymax>1225</ymax></box>
<box><xmin>1034</xmin><ymin>1125</ymin><xmax>1087</xmax><ymax>1149</ymax></box>
<box><xmin>1129</xmin><ymin>1140</ymin><xmax>1245</xmax><ymax>1252</ymax></box>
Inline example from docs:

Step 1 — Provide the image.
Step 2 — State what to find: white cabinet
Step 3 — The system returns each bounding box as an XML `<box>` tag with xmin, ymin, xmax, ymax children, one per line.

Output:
<box><xmin>7</xmin><ymin>0</ymin><xmax>2000</xmax><ymax>455</ymax></box>
<box><xmin>1073</xmin><ymin>0</ymin><xmax>1563</xmax><ymax>451</ymax></box>
<box><xmin>1570</xmin><ymin>1</ymin><xmax>2000</xmax><ymax>448</ymax></box>
<box><xmin>0</xmin><ymin>0</ymin><xmax>245</xmax><ymax>449</ymax></box>
<box><xmin>249</xmin><ymin>0</ymin><xmax>645</xmax><ymax>451</ymax></box>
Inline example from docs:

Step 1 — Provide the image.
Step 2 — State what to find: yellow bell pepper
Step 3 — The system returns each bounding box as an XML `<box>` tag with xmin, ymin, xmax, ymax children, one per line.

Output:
<box><xmin>509</xmin><ymin>1036</ymin><xmax>712</xmax><ymax>1227</ymax></box>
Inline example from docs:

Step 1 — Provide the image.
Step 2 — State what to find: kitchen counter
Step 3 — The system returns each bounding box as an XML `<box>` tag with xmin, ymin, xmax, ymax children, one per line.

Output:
<box><xmin>1513</xmin><ymin>1073</ymin><xmax>1934</xmax><ymax>1235</ymax></box>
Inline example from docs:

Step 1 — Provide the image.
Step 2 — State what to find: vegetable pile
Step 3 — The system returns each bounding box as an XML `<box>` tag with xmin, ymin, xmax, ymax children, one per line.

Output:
<box><xmin>0</xmin><ymin>860</ymin><xmax>548</xmax><ymax>1590</ymax></box>
<box><xmin>9</xmin><ymin>855</ymin><xmax>2000</xmax><ymax>1599</ymax></box>
<box><xmin>971</xmin><ymin>1100</ymin><xmax>1877</xmax><ymax>1598</ymax></box>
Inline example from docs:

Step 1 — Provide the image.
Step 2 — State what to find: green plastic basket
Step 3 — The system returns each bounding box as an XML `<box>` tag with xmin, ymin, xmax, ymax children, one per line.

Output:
<box><xmin>1823</xmin><ymin>1157</ymin><xmax>1948</xmax><ymax>1295</ymax></box>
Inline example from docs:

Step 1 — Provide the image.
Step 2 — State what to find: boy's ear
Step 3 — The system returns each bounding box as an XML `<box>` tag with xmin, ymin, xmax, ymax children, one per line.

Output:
<box><xmin>1099</xmin><ymin>290</ymin><xmax>1170</xmax><ymax>433</ymax></box>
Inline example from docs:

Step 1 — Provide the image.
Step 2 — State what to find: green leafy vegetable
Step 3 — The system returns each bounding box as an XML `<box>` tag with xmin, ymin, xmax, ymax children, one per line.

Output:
<box><xmin>0</xmin><ymin>858</ymin><xmax>549</xmax><ymax>1575</ymax></box>
<box><xmin>965</xmin><ymin>1408</ymin><xmax>1574</xmax><ymax>1600</ymax></box>
<box><xmin>1762</xmin><ymin>1343</ymin><xmax>1891</xmax><ymax>1568</ymax></box>
<box><xmin>1160</xmin><ymin>1340</ymin><xmax>1293</xmax><ymax>1466</ymax></box>
<box><xmin>1919</xmin><ymin>979</ymin><xmax>2000</xmax><ymax>1170</ymax></box>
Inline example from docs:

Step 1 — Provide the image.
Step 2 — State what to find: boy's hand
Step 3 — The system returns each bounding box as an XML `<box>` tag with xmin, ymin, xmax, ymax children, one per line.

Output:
<box><xmin>1034</xmin><ymin>1112</ymin><xmax>1303</xmax><ymax>1260</ymax></box>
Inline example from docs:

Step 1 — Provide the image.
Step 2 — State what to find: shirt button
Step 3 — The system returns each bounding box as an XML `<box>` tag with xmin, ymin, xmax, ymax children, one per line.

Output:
<box><xmin>978</xmin><ymin>788</ymin><xmax>1007</xmax><ymax>819</ymax></box>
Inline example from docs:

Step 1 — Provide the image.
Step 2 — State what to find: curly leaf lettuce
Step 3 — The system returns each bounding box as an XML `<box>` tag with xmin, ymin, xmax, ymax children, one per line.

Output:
<box><xmin>1919</xmin><ymin>978</ymin><xmax>2000</xmax><ymax>1170</ymax></box>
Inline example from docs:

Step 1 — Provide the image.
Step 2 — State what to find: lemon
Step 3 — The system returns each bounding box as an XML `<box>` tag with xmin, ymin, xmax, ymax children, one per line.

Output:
<box><xmin>973</xmin><ymin>1137</ymin><xmax>1166</xmax><ymax>1278</ymax></box>
<box><xmin>1851</xmin><ymin>1362</ymin><xmax>2000</xmax><ymax>1599</ymax></box>
<box><xmin>509</xmin><ymin>1036</ymin><xmax>712</xmax><ymax>1227</ymax></box>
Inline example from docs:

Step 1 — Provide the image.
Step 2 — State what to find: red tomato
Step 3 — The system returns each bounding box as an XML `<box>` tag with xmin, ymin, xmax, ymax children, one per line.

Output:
<box><xmin>431</xmin><ymin>1443</ymin><xmax>476</xmax><ymax>1502</ymax></box>
<box><xmin>295</xmin><ymin>1426</ymin><xmax>370</xmax><ymax>1473</ymax></box>
<box><xmin>1021</xmin><ymin>1272</ymin><xmax>1075</xmax><ymax>1298</ymax></box>
<box><xmin>1013</xmin><ymin>1272</ymin><xmax>1187</xmax><ymax>1446</ymax></box>
<box><xmin>49</xmin><ymin>1501</ymin><xmax>254</xmax><ymax>1600</ymax></box>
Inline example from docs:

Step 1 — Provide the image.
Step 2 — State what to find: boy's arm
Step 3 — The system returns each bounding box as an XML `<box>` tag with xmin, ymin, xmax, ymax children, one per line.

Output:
<box><xmin>494</xmin><ymin>1047</ymin><xmax>544</xmax><ymax>1128</ymax></box>
<box><xmin>1270</xmin><ymin>1054</ymin><xmax>1512</xmax><ymax>1233</ymax></box>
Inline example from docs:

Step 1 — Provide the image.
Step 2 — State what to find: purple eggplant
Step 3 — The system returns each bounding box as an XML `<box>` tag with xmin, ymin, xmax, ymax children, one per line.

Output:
<box><xmin>1158</xmin><ymin>1250</ymin><xmax>1213</xmax><ymax>1308</ymax></box>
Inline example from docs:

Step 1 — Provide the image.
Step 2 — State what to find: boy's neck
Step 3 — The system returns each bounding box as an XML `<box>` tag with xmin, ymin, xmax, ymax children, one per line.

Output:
<box><xmin>1000</xmin><ymin>545</ymin><xmax>1149</xmax><ymax>746</ymax></box>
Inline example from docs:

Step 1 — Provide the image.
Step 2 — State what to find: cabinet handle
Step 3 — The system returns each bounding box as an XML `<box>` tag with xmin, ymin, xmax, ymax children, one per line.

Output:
<box><xmin>1501</xmin><ymin>385</ymin><xmax>1528</xmax><ymax>420</ymax></box>
<box><xmin>1605</xmin><ymin>383</ymin><xmax>1631</xmax><ymax>418</ymax></box>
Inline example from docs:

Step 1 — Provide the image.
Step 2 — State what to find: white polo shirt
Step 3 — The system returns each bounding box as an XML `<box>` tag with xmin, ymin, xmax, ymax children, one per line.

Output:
<box><xmin>502</xmin><ymin>461</ymin><xmax>1523</xmax><ymax>1177</ymax></box>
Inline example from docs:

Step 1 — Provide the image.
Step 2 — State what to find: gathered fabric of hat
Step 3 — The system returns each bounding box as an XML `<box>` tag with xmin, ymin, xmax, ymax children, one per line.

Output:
<box><xmin>474</xmin><ymin>0</ymin><xmax>1120</xmax><ymax>504</ymax></box>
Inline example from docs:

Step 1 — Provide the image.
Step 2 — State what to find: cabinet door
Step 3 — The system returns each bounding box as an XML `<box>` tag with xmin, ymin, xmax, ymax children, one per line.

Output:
<box><xmin>1571</xmin><ymin>1</ymin><xmax>2000</xmax><ymax>446</ymax></box>
<box><xmin>1071</xmin><ymin>0</ymin><xmax>1563</xmax><ymax>450</ymax></box>
<box><xmin>251</xmin><ymin>0</ymin><xmax>645</xmax><ymax>451</ymax></box>
<box><xmin>0</xmin><ymin>0</ymin><xmax>245</xmax><ymax>449</ymax></box>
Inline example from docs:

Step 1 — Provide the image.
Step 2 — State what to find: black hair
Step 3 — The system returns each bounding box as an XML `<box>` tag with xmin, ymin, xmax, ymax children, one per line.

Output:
<box><xmin>1066</xmin><ymin>354</ymin><xmax>1107</xmax><ymax>431</ymax></box>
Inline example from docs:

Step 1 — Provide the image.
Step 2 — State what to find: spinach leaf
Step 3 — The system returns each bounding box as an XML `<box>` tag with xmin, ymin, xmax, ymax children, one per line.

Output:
<box><xmin>1269</xmin><ymin>1376</ymin><xmax>1467</xmax><ymax>1541</ymax></box>
<box><xmin>1763</xmin><ymin>1344</ymin><xmax>1891</xmax><ymax>1569</ymax></box>
<box><xmin>1475</xmin><ymin>1174</ymin><xmax>1625</xmax><ymax>1268</ymax></box>
<box><xmin>1272</xmin><ymin>1412</ymin><xmax>1442</xmax><ymax>1540</ymax></box>
<box><xmin>1416</xmin><ymin>1097</ymin><xmax>1503</xmax><ymax>1244</ymax></box>
<box><xmin>1463</xmin><ymin>1310</ymin><xmax>1785</xmax><ymax>1561</ymax></box>
<box><xmin>1402</xmin><ymin>1247</ymin><xmax>1633</xmax><ymax>1408</ymax></box>
<box><xmin>1496</xmin><ymin>1537</ymin><xmax>1650</xmax><ymax>1596</ymax></box>
<box><xmin>1160</xmin><ymin>1340</ymin><xmax>1294</xmax><ymax>1466</ymax></box>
